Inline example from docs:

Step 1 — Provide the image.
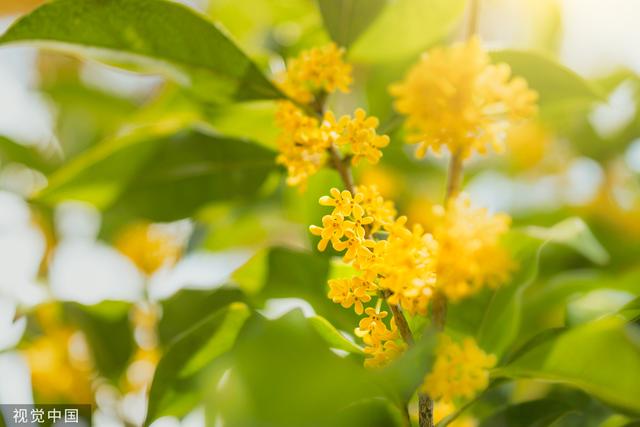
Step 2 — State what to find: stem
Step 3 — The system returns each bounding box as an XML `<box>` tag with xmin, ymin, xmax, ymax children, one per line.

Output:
<box><xmin>467</xmin><ymin>0</ymin><xmax>480</xmax><ymax>39</ymax></box>
<box><xmin>388</xmin><ymin>300</ymin><xmax>414</xmax><ymax>346</ymax></box>
<box><xmin>330</xmin><ymin>144</ymin><xmax>355</xmax><ymax>193</ymax></box>
<box><xmin>444</xmin><ymin>151</ymin><xmax>463</xmax><ymax>202</ymax></box>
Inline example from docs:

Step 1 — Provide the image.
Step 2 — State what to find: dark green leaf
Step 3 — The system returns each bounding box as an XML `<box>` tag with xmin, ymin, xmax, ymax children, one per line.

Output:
<box><xmin>0</xmin><ymin>0</ymin><xmax>282</xmax><ymax>103</ymax></box>
<box><xmin>64</xmin><ymin>301</ymin><xmax>134</xmax><ymax>382</ymax></box>
<box><xmin>478</xmin><ymin>399</ymin><xmax>574</xmax><ymax>427</ymax></box>
<box><xmin>36</xmin><ymin>127</ymin><xmax>277</xmax><ymax>221</ymax></box>
<box><xmin>317</xmin><ymin>0</ymin><xmax>388</xmax><ymax>47</ymax></box>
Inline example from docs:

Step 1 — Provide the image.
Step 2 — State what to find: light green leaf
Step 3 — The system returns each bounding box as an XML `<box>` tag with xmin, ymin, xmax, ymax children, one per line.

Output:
<box><xmin>0</xmin><ymin>136</ymin><xmax>59</xmax><ymax>173</ymax></box>
<box><xmin>523</xmin><ymin>217</ymin><xmax>609</xmax><ymax>265</ymax></box>
<box><xmin>0</xmin><ymin>0</ymin><xmax>282</xmax><ymax>103</ymax></box>
<box><xmin>317</xmin><ymin>0</ymin><xmax>388</xmax><ymax>47</ymax></box>
<box><xmin>494</xmin><ymin>317</ymin><xmax>640</xmax><ymax>414</ymax></box>
<box><xmin>490</xmin><ymin>50</ymin><xmax>604</xmax><ymax>108</ymax></box>
<box><xmin>348</xmin><ymin>0</ymin><xmax>468</xmax><ymax>62</ymax></box>
<box><xmin>145</xmin><ymin>302</ymin><xmax>251</xmax><ymax>425</ymax></box>
<box><xmin>308</xmin><ymin>315</ymin><xmax>364</xmax><ymax>354</ymax></box>
<box><xmin>476</xmin><ymin>217</ymin><xmax>608</xmax><ymax>357</ymax></box>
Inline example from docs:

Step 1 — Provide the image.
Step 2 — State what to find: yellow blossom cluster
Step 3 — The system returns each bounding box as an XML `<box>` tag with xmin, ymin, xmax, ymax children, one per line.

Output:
<box><xmin>278</xmin><ymin>43</ymin><xmax>352</xmax><ymax>104</ymax></box>
<box><xmin>276</xmin><ymin>103</ymin><xmax>390</xmax><ymax>188</ymax></box>
<box><xmin>310</xmin><ymin>186</ymin><xmax>438</xmax><ymax>366</ymax></box>
<box><xmin>430</xmin><ymin>194</ymin><xmax>513</xmax><ymax>301</ymax></box>
<box><xmin>115</xmin><ymin>222</ymin><xmax>183</xmax><ymax>275</ymax></box>
<box><xmin>422</xmin><ymin>335</ymin><xmax>496</xmax><ymax>402</ymax></box>
<box><xmin>390</xmin><ymin>36</ymin><xmax>538</xmax><ymax>160</ymax></box>
<box><xmin>24</xmin><ymin>305</ymin><xmax>93</xmax><ymax>403</ymax></box>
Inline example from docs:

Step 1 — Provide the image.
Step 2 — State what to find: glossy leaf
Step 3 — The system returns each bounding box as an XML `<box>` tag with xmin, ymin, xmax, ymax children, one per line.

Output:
<box><xmin>490</xmin><ymin>50</ymin><xmax>604</xmax><ymax>108</ymax></box>
<box><xmin>145</xmin><ymin>302</ymin><xmax>251</xmax><ymax>425</ymax></box>
<box><xmin>0</xmin><ymin>0</ymin><xmax>282</xmax><ymax>103</ymax></box>
<box><xmin>36</xmin><ymin>126</ymin><xmax>277</xmax><ymax>221</ymax></box>
<box><xmin>348</xmin><ymin>0</ymin><xmax>468</xmax><ymax>62</ymax></box>
<box><xmin>308</xmin><ymin>315</ymin><xmax>364</xmax><ymax>354</ymax></box>
<box><xmin>478</xmin><ymin>398</ymin><xmax>574</xmax><ymax>427</ymax></box>
<box><xmin>317</xmin><ymin>0</ymin><xmax>388</xmax><ymax>47</ymax></box>
<box><xmin>158</xmin><ymin>288</ymin><xmax>248</xmax><ymax>346</ymax></box>
<box><xmin>494</xmin><ymin>317</ymin><xmax>640</xmax><ymax>414</ymax></box>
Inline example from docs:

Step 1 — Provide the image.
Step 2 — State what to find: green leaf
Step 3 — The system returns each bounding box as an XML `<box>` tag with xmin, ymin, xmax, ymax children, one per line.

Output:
<box><xmin>523</xmin><ymin>217</ymin><xmax>609</xmax><ymax>265</ymax></box>
<box><xmin>494</xmin><ymin>317</ymin><xmax>640</xmax><ymax>414</ymax></box>
<box><xmin>36</xmin><ymin>126</ymin><xmax>277</xmax><ymax>221</ymax></box>
<box><xmin>473</xmin><ymin>217</ymin><xmax>608</xmax><ymax>358</ymax></box>
<box><xmin>317</xmin><ymin>0</ymin><xmax>388</xmax><ymax>47</ymax></box>
<box><xmin>0</xmin><ymin>0</ymin><xmax>282</xmax><ymax>103</ymax></box>
<box><xmin>478</xmin><ymin>398</ymin><xmax>574</xmax><ymax>427</ymax></box>
<box><xmin>0</xmin><ymin>136</ymin><xmax>58</xmax><ymax>173</ymax></box>
<box><xmin>158</xmin><ymin>288</ymin><xmax>248</xmax><ymax>346</ymax></box>
<box><xmin>308</xmin><ymin>315</ymin><xmax>364</xmax><ymax>354</ymax></box>
<box><xmin>489</xmin><ymin>50</ymin><xmax>604</xmax><ymax>109</ymax></box>
<box><xmin>64</xmin><ymin>301</ymin><xmax>134</xmax><ymax>382</ymax></box>
<box><xmin>110</xmin><ymin>131</ymin><xmax>277</xmax><ymax>221</ymax></box>
<box><xmin>475</xmin><ymin>231</ymin><xmax>542</xmax><ymax>358</ymax></box>
<box><xmin>211</xmin><ymin>309</ymin><xmax>388</xmax><ymax>427</ymax></box>
<box><xmin>258</xmin><ymin>247</ymin><xmax>359</xmax><ymax>332</ymax></box>
<box><xmin>348</xmin><ymin>0</ymin><xmax>468</xmax><ymax>62</ymax></box>
<box><xmin>145</xmin><ymin>302</ymin><xmax>251</xmax><ymax>425</ymax></box>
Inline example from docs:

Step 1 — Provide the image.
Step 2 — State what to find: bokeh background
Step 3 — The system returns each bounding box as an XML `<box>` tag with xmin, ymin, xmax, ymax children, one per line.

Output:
<box><xmin>1</xmin><ymin>0</ymin><xmax>639</xmax><ymax>426</ymax></box>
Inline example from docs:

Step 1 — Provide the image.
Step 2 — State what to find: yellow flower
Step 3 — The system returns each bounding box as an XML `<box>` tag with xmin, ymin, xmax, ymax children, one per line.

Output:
<box><xmin>275</xmin><ymin>101</ymin><xmax>332</xmax><ymax>189</ymax></box>
<box><xmin>325</xmin><ymin>108</ymin><xmax>390</xmax><ymax>165</ymax></box>
<box><xmin>506</xmin><ymin>121</ymin><xmax>553</xmax><ymax>170</ymax></box>
<box><xmin>311</xmin><ymin>188</ymin><xmax>438</xmax><ymax>316</ymax></box>
<box><xmin>309</xmin><ymin>212</ymin><xmax>351</xmax><ymax>251</ymax></box>
<box><xmin>390</xmin><ymin>37</ymin><xmax>537</xmax><ymax>160</ymax></box>
<box><xmin>364</xmin><ymin>338</ymin><xmax>406</xmax><ymax>369</ymax></box>
<box><xmin>24</xmin><ymin>328</ymin><xmax>93</xmax><ymax>403</ymax></box>
<box><xmin>422</xmin><ymin>335</ymin><xmax>496</xmax><ymax>402</ymax></box>
<box><xmin>355</xmin><ymin>184</ymin><xmax>397</xmax><ymax>232</ymax></box>
<box><xmin>328</xmin><ymin>277</ymin><xmax>376</xmax><ymax>315</ymax></box>
<box><xmin>319</xmin><ymin>187</ymin><xmax>365</xmax><ymax>217</ymax></box>
<box><xmin>115</xmin><ymin>222</ymin><xmax>183</xmax><ymax>275</ymax></box>
<box><xmin>278</xmin><ymin>43</ymin><xmax>352</xmax><ymax>104</ymax></box>
<box><xmin>430</xmin><ymin>195</ymin><xmax>512</xmax><ymax>301</ymax></box>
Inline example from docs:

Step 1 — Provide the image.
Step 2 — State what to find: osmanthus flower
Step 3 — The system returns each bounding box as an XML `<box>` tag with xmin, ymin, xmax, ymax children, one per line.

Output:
<box><xmin>328</xmin><ymin>277</ymin><xmax>375</xmax><ymax>315</ymax></box>
<box><xmin>390</xmin><ymin>36</ymin><xmax>538</xmax><ymax>160</ymax></box>
<box><xmin>115</xmin><ymin>222</ymin><xmax>183</xmax><ymax>276</ymax></box>
<box><xmin>310</xmin><ymin>186</ymin><xmax>438</xmax><ymax>367</ymax></box>
<box><xmin>275</xmin><ymin>101</ymin><xmax>332</xmax><ymax>188</ymax></box>
<box><xmin>325</xmin><ymin>108</ymin><xmax>390</xmax><ymax>165</ymax></box>
<box><xmin>277</xmin><ymin>43</ymin><xmax>352</xmax><ymax>104</ymax></box>
<box><xmin>422</xmin><ymin>335</ymin><xmax>496</xmax><ymax>402</ymax></box>
<box><xmin>431</xmin><ymin>194</ymin><xmax>513</xmax><ymax>301</ymax></box>
<box><xmin>274</xmin><ymin>45</ymin><xmax>389</xmax><ymax>188</ymax></box>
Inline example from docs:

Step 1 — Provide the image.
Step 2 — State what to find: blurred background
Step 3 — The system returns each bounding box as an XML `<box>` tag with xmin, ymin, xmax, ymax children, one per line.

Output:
<box><xmin>1</xmin><ymin>0</ymin><xmax>639</xmax><ymax>426</ymax></box>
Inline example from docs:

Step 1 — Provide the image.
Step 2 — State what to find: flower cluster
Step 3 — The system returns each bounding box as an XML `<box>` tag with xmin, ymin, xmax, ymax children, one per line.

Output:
<box><xmin>422</xmin><ymin>335</ymin><xmax>496</xmax><ymax>402</ymax></box>
<box><xmin>276</xmin><ymin>103</ymin><xmax>390</xmax><ymax>188</ymax></box>
<box><xmin>390</xmin><ymin>36</ymin><xmax>538</xmax><ymax>160</ymax></box>
<box><xmin>278</xmin><ymin>43</ymin><xmax>352</xmax><ymax>104</ymax></box>
<box><xmin>115</xmin><ymin>222</ymin><xmax>183</xmax><ymax>275</ymax></box>
<box><xmin>310</xmin><ymin>186</ymin><xmax>438</xmax><ymax>366</ymax></box>
<box><xmin>430</xmin><ymin>194</ymin><xmax>513</xmax><ymax>301</ymax></box>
